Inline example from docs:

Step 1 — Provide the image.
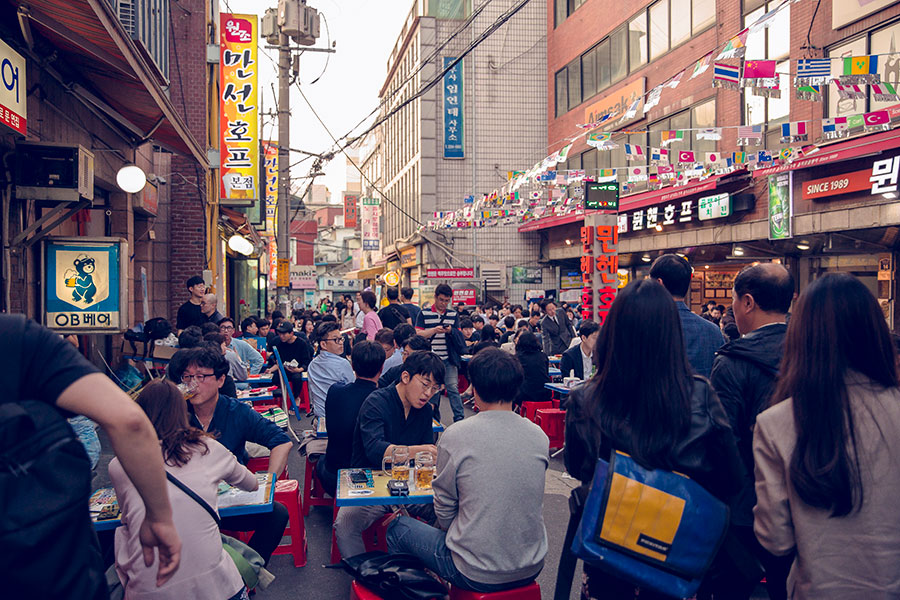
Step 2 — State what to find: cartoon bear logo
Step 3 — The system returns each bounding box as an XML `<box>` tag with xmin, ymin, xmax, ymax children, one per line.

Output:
<box><xmin>64</xmin><ymin>254</ymin><xmax>98</xmax><ymax>304</ymax></box>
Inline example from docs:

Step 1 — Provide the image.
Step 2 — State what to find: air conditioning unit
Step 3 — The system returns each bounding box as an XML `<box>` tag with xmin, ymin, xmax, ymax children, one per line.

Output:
<box><xmin>115</xmin><ymin>0</ymin><xmax>137</xmax><ymax>36</ymax></box>
<box><xmin>15</xmin><ymin>143</ymin><xmax>94</xmax><ymax>202</ymax></box>
<box><xmin>261</xmin><ymin>8</ymin><xmax>280</xmax><ymax>45</ymax></box>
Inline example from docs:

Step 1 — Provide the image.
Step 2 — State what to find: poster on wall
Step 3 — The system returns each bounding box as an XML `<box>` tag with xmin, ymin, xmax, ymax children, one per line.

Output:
<box><xmin>511</xmin><ymin>266</ymin><xmax>542</xmax><ymax>284</ymax></box>
<box><xmin>768</xmin><ymin>172</ymin><xmax>793</xmax><ymax>240</ymax></box>
<box><xmin>43</xmin><ymin>237</ymin><xmax>128</xmax><ymax>332</ymax></box>
<box><xmin>219</xmin><ymin>13</ymin><xmax>258</xmax><ymax>204</ymax></box>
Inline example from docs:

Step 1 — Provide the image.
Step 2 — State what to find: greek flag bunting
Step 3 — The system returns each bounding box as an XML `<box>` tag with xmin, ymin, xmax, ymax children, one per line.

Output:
<box><xmin>795</xmin><ymin>58</ymin><xmax>832</xmax><ymax>85</ymax></box>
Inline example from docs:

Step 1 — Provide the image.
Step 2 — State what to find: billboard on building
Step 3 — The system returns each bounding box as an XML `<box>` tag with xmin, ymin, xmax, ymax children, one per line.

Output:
<box><xmin>768</xmin><ymin>172</ymin><xmax>793</xmax><ymax>240</ymax></box>
<box><xmin>344</xmin><ymin>193</ymin><xmax>359</xmax><ymax>228</ymax></box>
<box><xmin>443</xmin><ymin>57</ymin><xmax>464</xmax><ymax>159</ymax></box>
<box><xmin>220</xmin><ymin>13</ymin><xmax>259</xmax><ymax>204</ymax></box>
<box><xmin>0</xmin><ymin>37</ymin><xmax>26</xmax><ymax>135</ymax></box>
<box><xmin>361</xmin><ymin>197</ymin><xmax>381</xmax><ymax>250</ymax></box>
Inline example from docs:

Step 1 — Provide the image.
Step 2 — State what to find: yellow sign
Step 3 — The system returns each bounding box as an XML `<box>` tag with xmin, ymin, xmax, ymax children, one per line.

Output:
<box><xmin>583</xmin><ymin>78</ymin><xmax>645</xmax><ymax>128</ymax></box>
<box><xmin>277</xmin><ymin>258</ymin><xmax>290</xmax><ymax>288</ymax></box>
<box><xmin>263</xmin><ymin>141</ymin><xmax>277</xmax><ymax>235</ymax></box>
<box><xmin>617</xmin><ymin>269</ymin><xmax>629</xmax><ymax>289</ymax></box>
<box><xmin>384</xmin><ymin>271</ymin><xmax>400</xmax><ymax>286</ymax></box>
<box><xmin>400</xmin><ymin>247</ymin><xmax>417</xmax><ymax>268</ymax></box>
<box><xmin>219</xmin><ymin>13</ymin><xmax>259</xmax><ymax>203</ymax></box>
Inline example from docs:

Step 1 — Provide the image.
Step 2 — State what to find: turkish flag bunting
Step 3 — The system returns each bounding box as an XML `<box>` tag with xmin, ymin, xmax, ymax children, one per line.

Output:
<box><xmin>865</xmin><ymin>110</ymin><xmax>890</xmax><ymax>125</ymax></box>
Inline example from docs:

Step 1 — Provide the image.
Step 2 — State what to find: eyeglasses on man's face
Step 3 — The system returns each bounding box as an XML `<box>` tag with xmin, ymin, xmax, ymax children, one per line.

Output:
<box><xmin>182</xmin><ymin>372</ymin><xmax>216</xmax><ymax>383</ymax></box>
<box><xmin>220</xmin><ymin>324</ymin><xmax>235</xmax><ymax>332</ymax></box>
<box><xmin>322</xmin><ymin>336</ymin><xmax>343</xmax><ymax>344</ymax></box>
<box><xmin>414</xmin><ymin>376</ymin><xmax>442</xmax><ymax>395</ymax></box>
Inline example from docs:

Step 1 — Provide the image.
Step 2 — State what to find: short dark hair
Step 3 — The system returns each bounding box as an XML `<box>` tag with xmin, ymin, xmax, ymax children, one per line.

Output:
<box><xmin>200</xmin><ymin>322</ymin><xmax>219</xmax><ymax>335</ymax></box>
<box><xmin>716</xmin><ymin>304</ymin><xmax>726</xmax><ymax>312</ymax></box>
<box><xmin>404</xmin><ymin>335</ymin><xmax>431</xmax><ymax>352</ymax></box>
<box><xmin>468</xmin><ymin>348</ymin><xmax>523</xmax><ymax>404</ymax></box>
<box><xmin>503</xmin><ymin>315</ymin><xmax>516</xmax><ymax>328</ymax></box>
<box><xmin>512</xmin><ymin>304</ymin><xmax>523</xmax><ymax>313</ymax></box>
<box><xmin>256</xmin><ymin>318</ymin><xmax>270</xmax><ymax>328</ymax></box>
<box><xmin>393</xmin><ymin>323</ymin><xmax>416</xmax><ymax>347</ymax></box>
<box><xmin>169</xmin><ymin>346</ymin><xmax>228</xmax><ymax>381</ymax></box>
<box><xmin>579</xmin><ymin>319</ymin><xmax>600</xmax><ymax>338</ymax></box>
<box><xmin>178</xmin><ymin>326</ymin><xmax>203</xmax><ymax>349</ymax></box>
<box><xmin>734</xmin><ymin>264</ymin><xmax>795</xmax><ymax>313</ymax></box>
<box><xmin>218</xmin><ymin>317</ymin><xmax>235</xmax><ymax>328</ymax></box>
<box><xmin>540</xmin><ymin>299</ymin><xmax>556</xmax><ymax>312</ymax></box>
<box><xmin>434</xmin><ymin>283</ymin><xmax>453</xmax><ymax>299</ymax></box>
<box><xmin>316</xmin><ymin>321</ymin><xmax>341</xmax><ymax>341</ymax></box>
<box><xmin>480</xmin><ymin>324</ymin><xmax>498</xmax><ymax>343</ymax></box>
<box><xmin>459</xmin><ymin>318</ymin><xmax>474</xmax><ymax>329</ymax></box>
<box><xmin>472</xmin><ymin>315</ymin><xmax>484</xmax><ymax>325</ymax></box>
<box><xmin>469</xmin><ymin>340</ymin><xmax>499</xmax><ymax>356</ymax></box>
<box><xmin>386</xmin><ymin>287</ymin><xmax>399</xmax><ymax>301</ymax></box>
<box><xmin>706</xmin><ymin>300</ymin><xmax>717</xmax><ymax>308</ymax></box>
<box><xmin>186</xmin><ymin>276</ymin><xmax>204</xmax><ymax>289</ymax></box>
<box><xmin>203</xmin><ymin>332</ymin><xmax>228</xmax><ymax>346</ymax></box>
<box><xmin>292</xmin><ymin>309</ymin><xmax>304</xmax><ymax>320</ymax></box>
<box><xmin>401</xmin><ymin>287</ymin><xmax>414</xmax><ymax>300</ymax></box>
<box><xmin>401</xmin><ymin>351</ymin><xmax>445</xmax><ymax>382</ymax></box>
<box><xmin>374</xmin><ymin>328</ymin><xmax>395</xmax><ymax>345</ymax></box>
<box><xmin>515</xmin><ymin>331</ymin><xmax>542</xmax><ymax>353</ymax></box>
<box><xmin>240</xmin><ymin>317</ymin><xmax>257</xmax><ymax>331</ymax></box>
<box><xmin>488</xmin><ymin>314</ymin><xmax>499</xmax><ymax>323</ymax></box>
<box><xmin>351</xmin><ymin>340</ymin><xmax>386</xmax><ymax>378</ymax></box>
<box><xmin>322</xmin><ymin>314</ymin><xmax>337</xmax><ymax>323</ymax></box>
<box><xmin>649</xmin><ymin>254</ymin><xmax>693</xmax><ymax>298</ymax></box>
<box><xmin>360</xmin><ymin>290</ymin><xmax>377</xmax><ymax>309</ymax></box>
<box><xmin>271</xmin><ymin>310</ymin><xmax>284</xmax><ymax>321</ymax></box>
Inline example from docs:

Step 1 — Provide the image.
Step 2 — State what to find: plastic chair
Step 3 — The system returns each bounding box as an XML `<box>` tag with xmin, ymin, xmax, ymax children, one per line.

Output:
<box><xmin>270</xmin><ymin>479</ymin><xmax>308</xmax><ymax>567</ymax></box>
<box><xmin>519</xmin><ymin>400</ymin><xmax>554</xmax><ymax>423</ymax></box>
<box><xmin>449</xmin><ymin>582</ymin><xmax>541</xmax><ymax>599</ymax></box>
<box><xmin>273</xmin><ymin>347</ymin><xmax>303</xmax><ymax>419</ymax></box>
<box><xmin>298</xmin><ymin>376</ymin><xmax>311</xmax><ymax>413</ymax></box>
<box><xmin>361</xmin><ymin>513</ymin><xmax>394</xmax><ymax>553</ymax></box>
<box><xmin>302</xmin><ymin>454</ymin><xmax>334</xmax><ymax>516</ymax></box>
<box><xmin>350</xmin><ymin>580</ymin><xmax>386</xmax><ymax>600</ymax></box>
<box><xmin>535</xmin><ymin>408</ymin><xmax>566</xmax><ymax>451</ymax></box>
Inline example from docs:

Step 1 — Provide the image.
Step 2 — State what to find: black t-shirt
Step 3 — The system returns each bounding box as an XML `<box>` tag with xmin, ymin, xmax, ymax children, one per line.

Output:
<box><xmin>324</xmin><ymin>379</ymin><xmax>377</xmax><ymax>473</ymax></box>
<box><xmin>351</xmin><ymin>384</ymin><xmax>434</xmax><ymax>468</ymax></box>
<box><xmin>1</xmin><ymin>315</ymin><xmax>99</xmax><ymax>408</ymax></box>
<box><xmin>176</xmin><ymin>300</ymin><xmax>205</xmax><ymax>330</ymax></box>
<box><xmin>377</xmin><ymin>303</ymin><xmax>410</xmax><ymax>330</ymax></box>
<box><xmin>270</xmin><ymin>336</ymin><xmax>312</xmax><ymax>370</ymax></box>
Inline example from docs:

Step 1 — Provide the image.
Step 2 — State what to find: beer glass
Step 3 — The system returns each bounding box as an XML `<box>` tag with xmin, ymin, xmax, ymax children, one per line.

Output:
<box><xmin>382</xmin><ymin>445</ymin><xmax>410</xmax><ymax>481</ymax></box>
<box><xmin>414</xmin><ymin>451</ymin><xmax>435</xmax><ymax>490</ymax></box>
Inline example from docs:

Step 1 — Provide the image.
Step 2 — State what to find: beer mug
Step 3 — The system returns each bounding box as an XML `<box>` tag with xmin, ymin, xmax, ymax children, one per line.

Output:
<box><xmin>177</xmin><ymin>381</ymin><xmax>199</xmax><ymax>401</ymax></box>
<box><xmin>382</xmin><ymin>445</ymin><xmax>410</xmax><ymax>481</ymax></box>
<box><xmin>414</xmin><ymin>451</ymin><xmax>435</xmax><ymax>490</ymax></box>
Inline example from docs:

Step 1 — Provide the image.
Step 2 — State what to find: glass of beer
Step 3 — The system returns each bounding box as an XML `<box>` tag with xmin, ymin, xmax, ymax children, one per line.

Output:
<box><xmin>414</xmin><ymin>451</ymin><xmax>435</xmax><ymax>490</ymax></box>
<box><xmin>382</xmin><ymin>446</ymin><xmax>410</xmax><ymax>481</ymax></box>
<box><xmin>177</xmin><ymin>381</ymin><xmax>198</xmax><ymax>402</ymax></box>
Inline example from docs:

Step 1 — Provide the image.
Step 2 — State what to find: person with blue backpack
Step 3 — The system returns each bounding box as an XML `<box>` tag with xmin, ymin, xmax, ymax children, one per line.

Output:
<box><xmin>560</xmin><ymin>279</ymin><xmax>743</xmax><ymax>600</ymax></box>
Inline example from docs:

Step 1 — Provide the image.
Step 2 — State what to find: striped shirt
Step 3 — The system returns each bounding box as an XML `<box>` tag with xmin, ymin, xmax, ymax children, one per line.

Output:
<box><xmin>416</xmin><ymin>306</ymin><xmax>458</xmax><ymax>360</ymax></box>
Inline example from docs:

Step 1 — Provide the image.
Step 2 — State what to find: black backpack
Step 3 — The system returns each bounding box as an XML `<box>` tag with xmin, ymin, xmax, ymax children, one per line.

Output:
<box><xmin>0</xmin><ymin>315</ymin><xmax>108</xmax><ymax>599</ymax></box>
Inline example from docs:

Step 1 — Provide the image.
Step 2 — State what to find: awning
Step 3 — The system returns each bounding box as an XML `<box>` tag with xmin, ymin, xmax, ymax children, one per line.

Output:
<box><xmin>751</xmin><ymin>129</ymin><xmax>900</xmax><ymax>178</ymax></box>
<box><xmin>219</xmin><ymin>206</ymin><xmax>264</xmax><ymax>250</ymax></box>
<box><xmin>10</xmin><ymin>0</ymin><xmax>208</xmax><ymax>166</ymax></box>
<box><xmin>345</xmin><ymin>264</ymin><xmax>385</xmax><ymax>280</ymax></box>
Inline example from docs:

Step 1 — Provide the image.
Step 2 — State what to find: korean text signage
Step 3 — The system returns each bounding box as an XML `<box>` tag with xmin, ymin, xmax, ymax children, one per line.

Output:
<box><xmin>580</xmin><ymin>214</ymin><xmax>619</xmax><ymax>325</ymax></box>
<box><xmin>263</xmin><ymin>141</ymin><xmax>278</xmax><ymax>235</ymax></box>
<box><xmin>361</xmin><ymin>197</ymin><xmax>381</xmax><ymax>250</ymax></box>
<box><xmin>384</xmin><ymin>271</ymin><xmax>401</xmax><ymax>286</ymax></box>
<box><xmin>442</xmin><ymin>57</ymin><xmax>464</xmax><ymax>159</ymax></box>
<box><xmin>869</xmin><ymin>156</ymin><xmax>900</xmax><ymax>196</ymax></box>
<box><xmin>427</xmin><ymin>268</ymin><xmax>474</xmax><ymax>279</ymax></box>
<box><xmin>584</xmin><ymin>181</ymin><xmax>619</xmax><ymax>210</ymax></box>
<box><xmin>0</xmin><ymin>38</ymin><xmax>26</xmax><ymax>135</ymax></box>
<box><xmin>452</xmin><ymin>288</ymin><xmax>476</xmax><ymax>305</ymax></box>
<box><xmin>43</xmin><ymin>237</ymin><xmax>127</xmax><ymax>332</ymax></box>
<box><xmin>277</xmin><ymin>258</ymin><xmax>290</xmax><ymax>288</ymax></box>
<box><xmin>803</xmin><ymin>169</ymin><xmax>870</xmax><ymax>200</ymax></box>
<box><xmin>400</xmin><ymin>247</ymin><xmax>417</xmax><ymax>268</ymax></box>
<box><xmin>511</xmin><ymin>266</ymin><xmax>542</xmax><ymax>284</ymax></box>
<box><xmin>343</xmin><ymin>193</ymin><xmax>358</xmax><ymax>228</ymax></box>
<box><xmin>318</xmin><ymin>276</ymin><xmax>361</xmax><ymax>292</ymax></box>
<box><xmin>220</xmin><ymin>13</ymin><xmax>258</xmax><ymax>203</ymax></box>
<box><xmin>697</xmin><ymin>193</ymin><xmax>731</xmax><ymax>221</ymax></box>
<box><xmin>768</xmin><ymin>172</ymin><xmax>793</xmax><ymax>240</ymax></box>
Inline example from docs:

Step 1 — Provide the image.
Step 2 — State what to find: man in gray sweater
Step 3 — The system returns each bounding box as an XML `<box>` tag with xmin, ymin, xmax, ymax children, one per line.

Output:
<box><xmin>387</xmin><ymin>348</ymin><xmax>549</xmax><ymax>593</ymax></box>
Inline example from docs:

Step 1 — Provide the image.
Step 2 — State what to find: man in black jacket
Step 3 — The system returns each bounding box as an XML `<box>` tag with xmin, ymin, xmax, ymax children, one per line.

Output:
<box><xmin>560</xmin><ymin>320</ymin><xmax>599</xmax><ymax>380</ymax></box>
<box><xmin>709</xmin><ymin>263</ymin><xmax>794</xmax><ymax>600</ymax></box>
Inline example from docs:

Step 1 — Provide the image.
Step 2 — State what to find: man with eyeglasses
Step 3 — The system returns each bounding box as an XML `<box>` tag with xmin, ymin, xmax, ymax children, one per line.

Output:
<box><xmin>334</xmin><ymin>351</ymin><xmax>445</xmax><ymax>557</ymax></box>
<box><xmin>306</xmin><ymin>322</ymin><xmax>355</xmax><ymax>419</ymax></box>
<box><xmin>169</xmin><ymin>346</ymin><xmax>291</xmax><ymax>565</ymax></box>
<box><xmin>218</xmin><ymin>317</ymin><xmax>264</xmax><ymax>379</ymax></box>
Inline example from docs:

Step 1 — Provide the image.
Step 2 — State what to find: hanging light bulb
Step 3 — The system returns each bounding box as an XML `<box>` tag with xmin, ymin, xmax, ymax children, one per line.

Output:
<box><xmin>228</xmin><ymin>235</ymin><xmax>254</xmax><ymax>256</ymax></box>
<box><xmin>116</xmin><ymin>164</ymin><xmax>147</xmax><ymax>193</ymax></box>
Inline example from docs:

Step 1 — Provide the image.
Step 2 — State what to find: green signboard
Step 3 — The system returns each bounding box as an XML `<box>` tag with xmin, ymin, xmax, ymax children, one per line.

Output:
<box><xmin>767</xmin><ymin>172</ymin><xmax>793</xmax><ymax>240</ymax></box>
<box><xmin>584</xmin><ymin>181</ymin><xmax>619</xmax><ymax>210</ymax></box>
<box><xmin>511</xmin><ymin>266</ymin><xmax>542</xmax><ymax>284</ymax></box>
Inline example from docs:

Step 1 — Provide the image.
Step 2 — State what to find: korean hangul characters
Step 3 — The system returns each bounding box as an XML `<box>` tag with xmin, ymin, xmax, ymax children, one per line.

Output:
<box><xmin>596</xmin><ymin>254</ymin><xmax>618</xmax><ymax>284</ymax></box>
<box><xmin>870</xmin><ymin>156</ymin><xmax>900</xmax><ymax>194</ymax></box>
<box><xmin>97</xmin><ymin>313</ymin><xmax>111</xmax><ymax>325</ymax></box>
<box><xmin>595</xmin><ymin>225</ymin><xmax>618</xmax><ymax>252</ymax></box>
<box><xmin>646</xmin><ymin>206</ymin><xmax>659</xmax><ymax>228</ymax></box>
<box><xmin>580</xmin><ymin>225</ymin><xmax>593</xmax><ymax>253</ymax></box>
<box><xmin>580</xmin><ymin>255</ymin><xmax>593</xmax><ymax>285</ymax></box>
<box><xmin>632</xmin><ymin>210</ymin><xmax>644</xmax><ymax>231</ymax></box>
<box><xmin>596</xmin><ymin>287</ymin><xmax>618</xmax><ymax>325</ymax></box>
<box><xmin>663</xmin><ymin>204</ymin><xmax>676</xmax><ymax>225</ymax></box>
<box><xmin>81</xmin><ymin>313</ymin><xmax>96</xmax><ymax>326</ymax></box>
<box><xmin>679</xmin><ymin>200</ymin><xmax>693</xmax><ymax>223</ymax></box>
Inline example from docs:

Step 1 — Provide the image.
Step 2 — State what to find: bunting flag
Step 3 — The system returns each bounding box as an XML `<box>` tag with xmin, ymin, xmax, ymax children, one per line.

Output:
<box><xmin>796</xmin><ymin>84</ymin><xmax>822</xmax><ymax>101</ymax></box>
<box><xmin>597</xmin><ymin>168</ymin><xmax>617</xmax><ymax>181</ymax></box>
<box><xmin>556</xmin><ymin>143</ymin><xmax>573</xmax><ymax>162</ymax></box>
<box><xmin>780</xmin><ymin>121</ymin><xmax>808</xmax><ymax>143</ymax></box>
<box><xmin>822</xmin><ymin>117</ymin><xmax>849</xmax><ymax>140</ymax></box>
<box><xmin>705</xmin><ymin>152</ymin><xmax>725</xmax><ymax>166</ymax></box>
<box><xmin>677</xmin><ymin>150</ymin><xmax>696</xmax><ymax>166</ymax></box>
<box><xmin>742</xmin><ymin>60</ymin><xmax>777</xmax><ymax>86</ymax></box>
<box><xmin>576</xmin><ymin>112</ymin><xmax>614</xmax><ymax>129</ymax></box>
<box><xmin>757</xmin><ymin>150</ymin><xmax>773</xmax><ymax>163</ymax></box>
<box><xmin>650</xmin><ymin>147</ymin><xmax>669</xmax><ymax>165</ymax></box>
<box><xmin>657</xmin><ymin>164</ymin><xmax>676</xmax><ymax>178</ymax></box>
<box><xmin>779</xmin><ymin>147</ymin><xmax>797</xmax><ymax>162</ymax></box>
<box><xmin>839</xmin><ymin>55</ymin><xmax>880</xmax><ymax>85</ymax></box>
<box><xmin>568</xmin><ymin>169</ymin><xmax>586</xmax><ymax>180</ymax></box>
<box><xmin>846</xmin><ymin>114</ymin><xmax>866</xmax><ymax>130</ymax></box>
<box><xmin>648</xmin><ymin>173</ymin><xmax>661</xmax><ymax>188</ymax></box>
<box><xmin>587</xmin><ymin>132</ymin><xmax>617</xmax><ymax>149</ymax></box>
<box><xmin>751</xmin><ymin>73</ymin><xmax>781</xmax><ymax>98</ymax></box>
<box><xmin>872</xmin><ymin>82</ymin><xmax>900</xmax><ymax>102</ymax></box>
<box><xmin>732</xmin><ymin>151</ymin><xmax>747</xmax><ymax>164</ymax></box>
<box><xmin>665</xmin><ymin>69</ymin><xmax>685</xmax><ymax>89</ymax></box>
<box><xmin>643</xmin><ymin>86</ymin><xmax>663</xmax><ymax>114</ymax></box>
<box><xmin>712</xmin><ymin>62</ymin><xmax>741</xmax><ymax>89</ymax></box>
<box><xmin>737</xmin><ymin>124</ymin><xmax>763</xmax><ymax>146</ymax></box>
<box><xmin>696</xmin><ymin>128</ymin><xmax>723</xmax><ymax>141</ymax></box>
<box><xmin>621</xmin><ymin>98</ymin><xmax>641</xmax><ymax>120</ymax></box>
<box><xmin>795</xmin><ymin>58</ymin><xmax>832</xmax><ymax>85</ymax></box>
<box><xmin>748</xmin><ymin>4</ymin><xmax>784</xmax><ymax>33</ymax></box>
<box><xmin>625</xmin><ymin>166</ymin><xmax>649</xmax><ymax>182</ymax></box>
<box><xmin>716</xmin><ymin>29</ymin><xmax>749</xmax><ymax>59</ymax></box>
<box><xmin>835</xmin><ymin>82</ymin><xmax>866</xmax><ymax>100</ymax></box>
<box><xmin>690</xmin><ymin>52</ymin><xmax>713</xmax><ymax>79</ymax></box>
<box><xmin>865</xmin><ymin>110</ymin><xmax>891</xmax><ymax>132</ymax></box>
<box><xmin>624</xmin><ymin>144</ymin><xmax>644</xmax><ymax>160</ymax></box>
<box><xmin>661</xmin><ymin>130</ymin><xmax>685</xmax><ymax>146</ymax></box>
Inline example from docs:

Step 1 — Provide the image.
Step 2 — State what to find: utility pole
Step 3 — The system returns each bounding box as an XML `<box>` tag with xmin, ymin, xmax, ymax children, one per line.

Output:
<box><xmin>276</xmin><ymin>31</ymin><xmax>291</xmax><ymax>316</ymax></box>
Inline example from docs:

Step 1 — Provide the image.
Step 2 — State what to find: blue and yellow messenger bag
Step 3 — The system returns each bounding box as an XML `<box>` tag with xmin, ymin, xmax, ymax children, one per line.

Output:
<box><xmin>571</xmin><ymin>450</ymin><xmax>729</xmax><ymax>598</ymax></box>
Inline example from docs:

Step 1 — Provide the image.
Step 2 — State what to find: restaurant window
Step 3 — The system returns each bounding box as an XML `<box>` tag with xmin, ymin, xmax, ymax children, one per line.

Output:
<box><xmin>692</xmin><ymin>0</ymin><xmax>716</xmax><ymax>33</ymax></box>
<box><xmin>555</xmin><ymin>68</ymin><xmax>568</xmax><ymax>117</ymax></box>
<box><xmin>629</xmin><ymin>12</ymin><xmax>648</xmax><ymax>69</ymax></box>
<box><xmin>567</xmin><ymin>57</ymin><xmax>582</xmax><ymax>108</ymax></box>
<box><xmin>582</xmin><ymin>45</ymin><xmax>598</xmax><ymax>100</ymax></box>
<box><xmin>650</xmin><ymin>0</ymin><xmax>669</xmax><ymax>60</ymax></box>
<box><xmin>743</xmin><ymin>2</ymin><xmax>790</xmax><ymax>141</ymax></box>
<box><xmin>610</xmin><ymin>27</ymin><xmax>628</xmax><ymax>82</ymax></box>
<box><xmin>671</xmin><ymin>0</ymin><xmax>691</xmax><ymax>46</ymax></box>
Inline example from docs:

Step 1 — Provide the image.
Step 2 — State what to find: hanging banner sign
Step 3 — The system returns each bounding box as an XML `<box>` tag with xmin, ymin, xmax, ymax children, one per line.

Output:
<box><xmin>220</xmin><ymin>13</ymin><xmax>259</xmax><ymax>204</ymax></box>
<box><xmin>262</xmin><ymin>140</ymin><xmax>278</xmax><ymax>235</ymax></box>
<box><xmin>343</xmin><ymin>193</ymin><xmax>359</xmax><ymax>228</ymax></box>
<box><xmin>583</xmin><ymin>78</ymin><xmax>645</xmax><ymax>128</ymax></box>
<box><xmin>43</xmin><ymin>237</ymin><xmax>128</xmax><ymax>332</ymax></box>
<box><xmin>443</xmin><ymin>56</ymin><xmax>464</xmax><ymax>159</ymax></box>
<box><xmin>0</xmin><ymin>37</ymin><xmax>26</xmax><ymax>135</ymax></box>
<box><xmin>452</xmin><ymin>288</ymin><xmax>477</xmax><ymax>305</ymax></box>
<box><xmin>277</xmin><ymin>258</ymin><xmax>290</xmax><ymax>288</ymax></box>
<box><xmin>768</xmin><ymin>172</ymin><xmax>793</xmax><ymax>240</ymax></box>
<box><xmin>427</xmin><ymin>268</ymin><xmax>475</xmax><ymax>279</ymax></box>
<box><xmin>361</xmin><ymin>197</ymin><xmax>381</xmax><ymax>250</ymax></box>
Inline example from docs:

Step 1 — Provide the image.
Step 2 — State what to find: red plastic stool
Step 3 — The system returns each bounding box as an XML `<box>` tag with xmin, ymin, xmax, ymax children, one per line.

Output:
<box><xmin>520</xmin><ymin>400</ymin><xmax>554</xmax><ymax>423</ymax></box>
<box><xmin>535</xmin><ymin>408</ymin><xmax>566</xmax><ymax>451</ymax></box>
<box><xmin>362</xmin><ymin>513</ymin><xmax>394</xmax><ymax>553</ymax></box>
<box><xmin>270</xmin><ymin>479</ymin><xmax>308</xmax><ymax>567</ymax></box>
<box><xmin>297</xmin><ymin>379</ymin><xmax>311</xmax><ymax>413</ymax></box>
<box><xmin>245</xmin><ymin>457</ymin><xmax>289</xmax><ymax>481</ymax></box>
<box><xmin>302</xmin><ymin>455</ymin><xmax>334</xmax><ymax>515</ymax></box>
<box><xmin>350</xmin><ymin>580</ymin><xmax>386</xmax><ymax>599</ymax></box>
<box><xmin>449</xmin><ymin>581</ymin><xmax>541</xmax><ymax>599</ymax></box>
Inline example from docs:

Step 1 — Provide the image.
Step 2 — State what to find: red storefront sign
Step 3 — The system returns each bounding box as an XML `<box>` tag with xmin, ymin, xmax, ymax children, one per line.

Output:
<box><xmin>581</xmin><ymin>215</ymin><xmax>619</xmax><ymax>325</ymax></box>
<box><xmin>427</xmin><ymin>268</ymin><xmax>475</xmax><ymax>278</ymax></box>
<box><xmin>343</xmin><ymin>193</ymin><xmax>358</xmax><ymax>228</ymax></box>
<box><xmin>452</xmin><ymin>288</ymin><xmax>477</xmax><ymax>305</ymax></box>
<box><xmin>802</xmin><ymin>169</ymin><xmax>872</xmax><ymax>200</ymax></box>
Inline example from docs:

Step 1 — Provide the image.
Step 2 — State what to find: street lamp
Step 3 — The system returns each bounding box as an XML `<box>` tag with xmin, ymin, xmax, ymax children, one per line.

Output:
<box><xmin>228</xmin><ymin>234</ymin><xmax>254</xmax><ymax>256</ymax></box>
<box><xmin>116</xmin><ymin>164</ymin><xmax>146</xmax><ymax>193</ymax></box>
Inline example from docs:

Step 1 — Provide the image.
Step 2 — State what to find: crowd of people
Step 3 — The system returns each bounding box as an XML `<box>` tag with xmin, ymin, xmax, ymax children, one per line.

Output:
<box><xmin>7</xmin><ymin>256</ymin><xmax>900</xmax><ymax>599</ymax></box>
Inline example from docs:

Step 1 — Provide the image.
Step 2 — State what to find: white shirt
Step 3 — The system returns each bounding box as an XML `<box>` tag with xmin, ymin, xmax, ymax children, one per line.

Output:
<box><xmin>581</xmin><ymin>348</ymin><xmax>593</xmax><ymax>380</ymax></box>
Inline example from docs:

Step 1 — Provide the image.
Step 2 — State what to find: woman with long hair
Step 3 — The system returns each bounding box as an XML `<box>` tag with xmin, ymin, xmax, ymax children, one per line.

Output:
<box><xmin>754</xmin><ymin>273</ymin><xmax>900</xmax><ymax>598</ymax></box>
<box><xmin>513</xmin><ymin>330</ymin><xmax>552</xmax><ymax>407</ymax></box>
<box><xmin>564</xmin><ymin>279</ymin><xmax>742</xmax><ymax>599</ymax></box>
<box><xmin>108</xmin><ymin>380</ymin><xmax>259</xmax><ymax>600</ymax></box>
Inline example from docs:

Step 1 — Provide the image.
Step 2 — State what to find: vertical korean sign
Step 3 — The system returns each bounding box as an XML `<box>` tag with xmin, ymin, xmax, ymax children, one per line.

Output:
<box><xmin>0</xmin><ymin>37</ymin><xmax>26</xmax><ymax>135</ymax></box>
<box><xmin>442</xmin><ymin>57</ymin><xmax>463</xmax><ymax>159</ymax></box>
<box><xmin>581</xmin><ymin>213</ymin><xmax>619</xmax><ymax>326</ymax></box>
<box><xmin>361</xmin><ymin>197</ymin><xmax>381</xmax><ymax>251</ymax></box>
<box><xmin>344</xmin><ymin>193</ymin><xmax>359</xmax><ymax>228</ymax></box>
<box><xmin>262</xmin><ymin>141</ymin><xmax>278</xmax><ymax>283</ymax></box>
<box><xmin>220</xmin><ymin>14</ymin><xmax>258</xmax><ymax>204</ymax></box>
<box><xmin>767</xmin><ymin>172</ymin><xmax>793</xmax><ymax>240</ymax></box>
